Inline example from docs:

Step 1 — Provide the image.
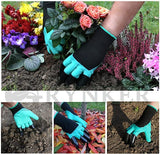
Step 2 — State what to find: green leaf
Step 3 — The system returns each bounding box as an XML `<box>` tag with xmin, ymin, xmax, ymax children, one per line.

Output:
<box><xmin>72</xmin><ymin>31</ymin><xmax>79</xmax><ymax>38</ymax></box>
<box><xmin>85</xmin><ymin>26</ymin><xmax>98</xmax><ymax>35</ymax></box>
<box><xmin>45</xmin><ymin>18</ymin><xmax>52</xmax><ymax>32</ymax></box>
<box><xmin>79</xmin><ymin>34</ymin><xmax>86</xmax><ymax>43</ymax></box>
<box><xmin>60</xmin><ymin>32</ymin><xmax>66</xmax><ymax>38</ymax></box>
<box><xmin>6</xmin><ymin>54</ymin><xmax>25</xmax><ymax>70</ymax></box>
<box><xmin>50</xmin><ymin>18</ymin><xmax>58</xmax><ymax>27</ymax></box>
<box><xmin>47</xmin><ymin>8</ymin><xmax>58</xmax><ymax>17</ymax></box>
<box><xmin>50</xmin><ymin>30</ymin><xmax>63</xmax><ymax>40</ymax></box>
<box><xmin>2</xmin><ymin>50</ymin><xmax>11</xmax><ymax>63</ymax></box>
<box><xmin>67</xmin><ymin>48</ymin><xmax>75</xmax><ymax>55</ymax></box>
<box><xmin>2</xmin><ymin>47</ymin><xmax>11</xmax><ymax>55</ymax></box>
<box><xmin>54</xmin><ymin>144</ymin><xmax>64</xmax><ymax>153</ymax></box>
<box><xmin>53</xmin><ymin>54</ymin><xmax>61</xmax><ymax>59</ymax></box>
<box><xmin>36</xmin><ymin>54</ymin><xmax>45</xmax><ymax>63</ymax></box>
<box><xmin>59</xmin><ymin>19</ymin><xmax>79</xmax><ymax>30</ymax></box>
<box><xmin>52</xmin><ymin>38</ymin><xmax>61</xmax><ymax>47</ymax></box>
<box><xmin>57</xmin><ymin>14</ymin><xmax>63</xmax><ymax>21</ymax></box>
<box><xmin>77</xmin><ymin>39</ymin><xmax>81</xmax><ymax>49</ymax></box>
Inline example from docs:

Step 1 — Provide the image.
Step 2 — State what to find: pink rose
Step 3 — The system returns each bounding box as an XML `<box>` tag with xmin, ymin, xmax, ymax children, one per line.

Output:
<box><xmin>61</xmin><ymin>1</ymin><xmax>76</xmax><ymax>9</ymax></box>
<box><xmin>80</xmin><ymin>14</ymin><xmax>92</xmax><ymax>30</ymax></box>
<box><xmin>97</xmin><ymin>6</ymin><xmax>109</xmax><ymax>18</ymax></box>
<box><xmin>74</xmin><ymin>1</ymin><xmax>87</xmax><ymax>13</ymax></box>
<box><xmin>86</xmin><ymin>5</ymin><xmax>100</xmax><ymax>19</ymax></box>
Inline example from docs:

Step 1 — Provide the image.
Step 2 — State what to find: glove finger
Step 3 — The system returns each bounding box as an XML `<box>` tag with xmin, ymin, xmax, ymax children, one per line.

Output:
<box><xmin>76</xmin><ymin>74</ymin><xmax>91</xmax><ymax>90</ymax></box>
<box><xmin>24</xmin><ymin>122</ymin><xmax>29</xmax><ymax>128</ymax></box>
<box><xmin>80</xmin><ymin>136</ymin><xmax>88</xmax><ymax>143</ymax></box>
<box><xmin>129</xmin><ymin>135</ymin><xmax>136</xmax><ymax>147</ymax></box>
<box><xmin>126</xmin><ymin>125</ymin><xmax>135</xmax><ymax>135</ymax></box>
<box><xmin>145</xmin><ymin>131</ymin><xmax>151</xmax><ymax>142</ymax></box>
<box><xmin>133</xmin><ymin>130</ymin><xmax>141</xmax><ymax>137</ymax></box>
<box><xmin>71</xmin><ymin>66</ymin><xmax>83</xmax><ymax>78</ymax></box>
<box><xmin>59</xmin><ymin>64</ymin><xmax>69</xmax><ymax>84</ymax></box>
<box><xmin>64</xmin><ymin>62</ymin><xmax>78</xmax><ymax>75</ymax></box>
<box><xmin>28</xmin><ymin>118</ymin><xmax>33</xmax><ymax>126</ymax></box>
<box><xmin>28</xmin><ymin>111</ymin><xmax>39</xmax><ymax>120</ymax></box>
<box><xmin>63</xmin><ymin>55</ymin><xmax>73</xmax><ymax>67</ymax></box>
<box><xmin>123</xmin><ymin>132</ymin><xmax>130</xmax><ymax>144</ymax></box>
<box><xmin>46</xmin><ymin>45</ymin><xmax>51</xmax><ymax>54</ymax></box>
<box><xmin>83</xmin><ymin>132</ymin><xmax>91</xmax><ymax>142</ymax></box>
<box><xmin>71</xmin><ymin>137</ymin><xmax>79</xmax><ymax>150</ymax></box>
<box><xmin>21</xmin><ymin>124</ymin><xmax>25</xmax><ymax>129</ymax></box>
<box><xmin>75</xmin><ymin>117</ymin><xmax>87</xmax><ymax>128</ymax></box>
<box><xmin>55</xmin><ymin>45</ymin><xmax>63</xmax><ymax>52</ymax></box>
<box><xmin>64</xmin><ymin>75</ymin><xmax>76</xmax><ymax>85</ymax></box>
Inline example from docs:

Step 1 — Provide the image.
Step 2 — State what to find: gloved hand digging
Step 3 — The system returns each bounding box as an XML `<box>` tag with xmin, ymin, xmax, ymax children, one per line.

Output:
<box><xmin>59</xmin><ymin>25</ymin><xmax>116</xmax><ymax>89</ymax></box>
<box><xmin>124</xmin><ymin>105</ymin><xmax>158</xmax><ymax>147</ymax></box>
<box><xmin>54</xmin><ymin>110</ymin><xmax>90</xmax><ymax>149</ymax></box>
<box><xmin>9</xmin><ymin>103</ymin><xmax>39</xmax><ymax>135</ymax></box>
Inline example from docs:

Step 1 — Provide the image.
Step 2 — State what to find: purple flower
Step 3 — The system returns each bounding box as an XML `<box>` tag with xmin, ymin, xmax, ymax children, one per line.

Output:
<box><xmin>30</xmin><ymin>35</ymin><xmax>38</xmax><ymax>45</ymax></box>
<box><xmin>2</xmin><ymin>36</ymin><xmax>9</xmax><ymax>46</ymax></box>
<box><xmin>20</xmin><ymin>41</ymin><xmax>27</xmax><ymax>49</ymax></box>
<box><xmin>10</xmin><ymin>35</ymin><xmax>24</xmax><ymax>46</ymax></box>
<box><xmin>10</xmin><ymin>30</ymin><xmax>16</xmax><ymax>34</ymax></box>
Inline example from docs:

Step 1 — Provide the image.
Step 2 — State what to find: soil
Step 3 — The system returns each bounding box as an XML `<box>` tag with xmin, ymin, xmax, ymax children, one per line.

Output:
<box><xmin>107</xmin><ymin>102</ymin><xmax>159</xmax><ymax>153</ymax></box>
<box><xmin>1</xmin><ymin>102</ymin><xmax>52</xmax><ymax>153</ymax></box>
<box><xmin>2</xmin><ymin>48</ymin><xmax>124</xmax><ymax>91</ymax></box>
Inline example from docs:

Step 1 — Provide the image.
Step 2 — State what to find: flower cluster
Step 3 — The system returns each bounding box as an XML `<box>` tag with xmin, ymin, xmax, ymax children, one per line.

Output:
<box><xmin>19</xmin><ymin>2</ymin><xmax>43</xmax><ymax>35</ymax></box>
<box><xmin>143</xmin><ymin>43</ymin><xmax>159</xmax><ymax>81</ymax></box>
<box><xmin>61</xmin><ymin>1</ymin><xmax>109</xmax><ymax>30</ymax></box>
<box><xmin>2</xmin><ymin>2</ymin><xmax>43</xmax><ymax>36</ymax></box>
<box><xmin>2</xmin><ymin>30</ymin><xmax>38</xmax><ymax>49</ymax></box>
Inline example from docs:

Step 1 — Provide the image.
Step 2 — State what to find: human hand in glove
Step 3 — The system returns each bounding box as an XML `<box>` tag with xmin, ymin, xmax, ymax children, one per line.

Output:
<box><xmin>61</xmin><ymin>102</ymin><xmax>87</xmax><ymax>128</ymax></box>
<box><xmin>9</xmin><ymin>103</ymin><xmax>39</xmax><ymax>129</ymax></box>
<box><xmin>54</xmin><ymin>112</ymin><xmax>90</xmax><ymax>149</ymax></box>
<box><xmin>43</xmin><ymin>2</ymin><xmax>65</xmax><ymax>55</ymax></box>
<box><xmin>59</xmin><ymin>25</ymin><xmax>116</xmax><ymax>89</ymax></box>
<box><xmin>124</xmin><ymin>105</ymin><xmax>158</xmax><ymax>147</ymax></box>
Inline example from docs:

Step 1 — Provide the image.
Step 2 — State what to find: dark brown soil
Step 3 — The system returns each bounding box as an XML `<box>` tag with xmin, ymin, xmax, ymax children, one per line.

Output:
<box><xmin>2</xmin><ymin>48</ymin><xmax>124</xmax><ymax>91</ymax></box>
<box><xmin>1</xmin><ymin>102</ymin><xmax>52</xmax><ymax>153</ymax></box>
<box><xmin>107</xmin><ymin>102</ymin><xmax>159</xmax><ymax>153</ymax></box>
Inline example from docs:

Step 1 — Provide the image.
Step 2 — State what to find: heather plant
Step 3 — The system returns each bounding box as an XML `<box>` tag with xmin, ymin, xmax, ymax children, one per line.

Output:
<box><xmin>97</xmin><ymin>12</ymin><xmax>159</xmax><ymax>81</ymax></box>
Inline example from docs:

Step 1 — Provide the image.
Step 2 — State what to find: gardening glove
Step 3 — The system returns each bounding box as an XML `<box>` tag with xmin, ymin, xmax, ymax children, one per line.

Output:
<box><xmin>43</xmin><ymin>27</ymin><xmax>64</xmax><ymax>54</ymax></box>
<box><xmin>61</xmin><ymin>102</ymin><xmax>87</xmax><ymax>128</ymax></box>
<box><xmin>124</xmin><ymin>105</ymin><xmax>158</xmax><ymax>147</ymax></box>
<box><xmin>9</xmin><ymin>103</ymin><xmax>39</xmax><ymax>129</ymax></box>
<box><xmin>43</xmin><ymin>2</ymin><xmax>64</xmax><ymax>55</ymax></box>
<box><xmin>59</xmin><ymin>25</ymin><xmax>116</xmax><ymax>89</ymax></box>
<box><xmin>54</xmin><ymin>112</ymin><xmax>91</xmax><ymax>149</ymax></box>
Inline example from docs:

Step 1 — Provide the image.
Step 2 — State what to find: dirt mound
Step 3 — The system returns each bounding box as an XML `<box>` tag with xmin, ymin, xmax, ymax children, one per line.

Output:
<box><xmin>2</xmin><ymin>49</ymin><xmax>124</xmax><ymax>91</ymax></box>
<box><xmin>1</xmin><ymin>117</ymin><xmax>52</xmax><ymax>153</ymax></box>
<box><xmin>107</xmin><ymin>102</ymin><xmax>159</xmax><ymax>153</ymax></box>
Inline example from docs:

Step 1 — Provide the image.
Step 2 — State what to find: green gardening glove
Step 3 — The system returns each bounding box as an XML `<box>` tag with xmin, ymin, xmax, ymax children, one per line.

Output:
<box><xmin>9</xmin><ymin>103</ymin><xmax>39</xmax><ymax>129</ymax></box>
<box><xmin>61</xmin><ymin>102</ymin><xmax>87</xmax><ymax>128</ymax></box>
<box><xmin>43</xmin><ymin>27</ymin><xmax>65</xmax><ymax>55</ymax></box>
<box><xmin>127</xmin><ymin>122</ymin><xmax>151</xmax><ymax>142</ymax></box>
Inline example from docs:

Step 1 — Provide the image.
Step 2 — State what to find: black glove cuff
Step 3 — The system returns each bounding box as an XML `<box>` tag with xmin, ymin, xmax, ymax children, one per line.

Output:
<box><xmin>73</xmin><ymin>26</ymin><xmax>115</xmax><ymax>70</ymax></box>
<box><xmin>61</xmin><ymin>102</ymin><xmax>76</xmax><ymax>115</ymax></box>
<box><xmin>54</xmin><ymin>113</ymin><xmax>78</xmax><ymax>133</ymax></box>
<box><xmin>9</xmin><ymin>103</ymin><xmax>24</xmax><ymax>115</ymax></box>
<box><xmin>135</xmin><ymin>105</ymin><xmax>157</xmax><ymax>127</ymax></box>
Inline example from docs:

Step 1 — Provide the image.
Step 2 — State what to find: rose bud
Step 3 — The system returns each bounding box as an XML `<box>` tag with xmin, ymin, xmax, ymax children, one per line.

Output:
<box><xmin>61</xmin><ymin>1</ymin><xmax>77</xmax><ymax>9</ymax></box>
<box><xmin>86</xmin><ymin>5</ymin><xmax>100</xmax><ymax>20</ymax></box>
<box><xmin>74</xmin><ymin>1</ymin><xmax>87</xmax><ymax>13</ymax></box>
<box><xmin>97</xmin><ymin>6</ymin><xmax>109</xmax><ymax>18</ymax></box>
<box><xmin>80</xmin><ymin>14</ymin><xmax>92</xmax><ymax>30</ymax></box>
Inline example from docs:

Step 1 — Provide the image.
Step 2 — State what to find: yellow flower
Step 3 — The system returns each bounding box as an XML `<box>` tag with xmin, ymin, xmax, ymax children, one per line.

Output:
<box><xmin>22</xmin><ymin>17</ymin><xmax>28</xmax><ymax>20</ymax></box>
<box><xmin>31</xmin><ymin>2</ymin><xmax>40</xmax><ymax>8</ymax></box>
<box><xmin>34</xmin><ymin>25</ymin><xmax>43</xmax><ymax>35</ymax></box>
<box><xmin>19</xmin><ymin>3</ymin><xmax>33</xmax><ymax>15</ymax></box>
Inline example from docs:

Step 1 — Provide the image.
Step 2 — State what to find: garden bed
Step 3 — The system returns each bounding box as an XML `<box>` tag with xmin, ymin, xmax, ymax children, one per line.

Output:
<box><xmin>107</xmin><ymin>102</ymin><xmax>159</xmax><ymax>153</ymax></box>
<box><xmin>2</xmin><ymin>48</ymin><xmax>124</xmax><ymax>91</ymax></box>
<box><xmin>1</xmin><ymin>103</ymin><xmax>52</xmax><ymax>153</ymax></box>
